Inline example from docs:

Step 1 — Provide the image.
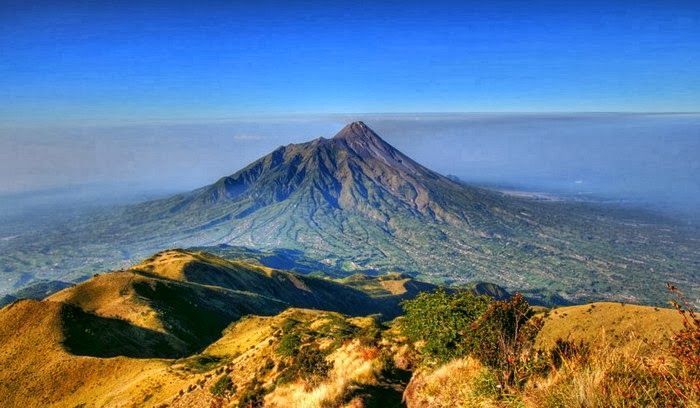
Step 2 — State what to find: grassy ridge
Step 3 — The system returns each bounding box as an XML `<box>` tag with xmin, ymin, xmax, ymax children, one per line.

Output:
<box><xmin>0</xmin><ymin>248</ymin><xmax>695</xmax><ymax>407</ymax></box>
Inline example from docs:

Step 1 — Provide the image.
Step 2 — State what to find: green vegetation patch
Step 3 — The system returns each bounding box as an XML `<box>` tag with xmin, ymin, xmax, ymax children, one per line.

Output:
<box><xmin>210</xmin><ymin>375</ymin><xmax>236</xmax><ymax>397</ymax></box>
<box><xmin>401</xmin><ymin>289</ymin><xmax>491</xmax><ymax>362</ymax></box>
<box><xmin>182</xmin><ymin>354</ymin><xmax>226</xmax><ymax>373</ymax></box>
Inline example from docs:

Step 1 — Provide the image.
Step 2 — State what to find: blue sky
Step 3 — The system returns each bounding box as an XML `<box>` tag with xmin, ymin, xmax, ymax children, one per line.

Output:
<box><xmin>1</xmin><ymin>0</ymin><xmax>699</xmax><ymax>124</ymax></box>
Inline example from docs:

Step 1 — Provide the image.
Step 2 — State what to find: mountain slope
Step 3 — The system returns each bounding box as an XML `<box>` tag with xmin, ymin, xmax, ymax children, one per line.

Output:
<box><xmin>1</xmin><ymin>122</ymin><xmax>698</xmax><ymax>305</ymax></box>
<box><xmin>43</xmin><ymin>249</ymin><xmax>433</xmax><ymax>356</ymax></box>
<box><xmin>0</xmin><ymin>249</ymin><xmax>439</xmax><ymax>407</ymax></box>
<box><xmin>0</xmin><ymin>265</ymin><xmax>686</xmax><ymax>407</ymax></box>
<box><xmin>0</xmin><ymin>299</ymin><xmax>183</xmax><ymax>407</ymax></box>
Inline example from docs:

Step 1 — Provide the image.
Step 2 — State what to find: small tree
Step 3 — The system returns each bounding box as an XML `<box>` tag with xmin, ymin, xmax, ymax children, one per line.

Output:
<box><xmin>237</xmin><ymin>379</ymin><xmax>265</xmax><ymax>408</ymax></box>
<box><xmin>667</xmin><ymin>283</ymin><xmax>700</xmax><ymax>393</ymax></box>
<box><xmin>296</xmin><ymin>346</ymin><xmax>332</xmax><ymax>388</ymax></box>
<box><xmin>472</xmin><ymin>293</ymin><xmax>543</xmax><ymax>391</ymax></box>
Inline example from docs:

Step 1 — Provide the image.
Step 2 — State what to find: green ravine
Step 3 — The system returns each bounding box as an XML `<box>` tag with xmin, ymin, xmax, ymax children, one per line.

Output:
<box><xmin>1</xmin><ymin>122</ymin><xmax>698</xmax><ymax>305</ymax></box>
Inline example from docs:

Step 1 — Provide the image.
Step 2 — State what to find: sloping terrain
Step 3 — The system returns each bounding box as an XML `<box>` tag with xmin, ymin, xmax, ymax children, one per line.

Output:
<box><xmin>403</xmin><ymin>301</ymin><xmax>690</xmax><ymax>408</ymax></box>
<box><xmin>0</xmin><ymin>299</ymin><xmax>184</xmax><ymax>407</ymax></box>
<box><xmin>48</xmin><ymin>269</ymin><xmax>285</xmax><ymax>357</ymax></box>
<box><xmin>536</xmin><ymin>301</ymin><xmax>684</xmax><ymax>351</ymax></box>
<box><xmin>170</xmin><ymin>308</ymin><xmax>397</xmax><ymax>408</ymax></box>
<box><xmin>0</xmin><ymin>267</ymin><xmax>688</xmax><ymax>408</ymax></box>
<box><xmin>0</xmin><ymin>301</ymin><xmax>400</xmax><ymax>408</ymax></box>
<box><xmin>0</xmin><ymin>248</ymin><xmax>432</xmax><ymax>407</ymax></box>
<box><xmin>1</xmin><ymin>122</ymin><xmax>698</xmax><ymax>305</ymax></box>
<box><xmin>2</xmin><ymin>248</ymin><xmax>438</xmax><ymax>358</ymax></box>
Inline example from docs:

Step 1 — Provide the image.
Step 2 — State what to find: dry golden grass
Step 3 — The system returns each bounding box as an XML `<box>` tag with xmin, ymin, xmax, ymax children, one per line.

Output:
<box><xmin>133</xmin><ymin>249</ymin><xmax>195</xmax><ymax>280</ymax></box>
<box><xmin>0</xmin><ymin>250</ymin><xmax>304</xmax><ymax>408</ymax></box>
<box><xmin>403</xmin><ymin>301</ymin><xmax>696</xmax><ymax>408</ymax></box>
<box><xmin>266</xmin><ymin>339</ymin><xmax>384</xmax><ymax>407</ymax></box>
<box><xmin>339</xmin><ymin>272</ymin><xmax>434</xmax><ymax>297</ymax></box>
<box><xmin>537</xmin><ymin>302</ymin><xmax>683</xmax><ymax>353</ymax></box>
<box><xmin>379</xmin><ymin>279</ymin><xmax>412</xmax><ymax>295</ymax></box>
<box><xmin>167</xmin><ymin>308</ymin><xmax>388</xmax><ymax>408</ymax></box>
<box><xmin>205</xmin><ymin>315</ymin><xmax>278</xmax><ymax>358</ymax></box>
<box><xmin>524</xmin><ymin>339</ymin><xmax>699</xmax><ymax>407</ymax></box>
<box><xmin>0</xmin><ymin>300</ymin><xmax>189</xmax><ymax>408</ymax></box>
<box><xmin>0</xmin><ymin>248</ymin><xmax>403</xmax><ymax>407</ymax></box>
<box><xmin>2</xmin><ymin>247</ymin><xmax>692</xmax><ymax>408</ymax></box>
<box><xmin>404</xmin><ymin>357</ymin><xmax>503</xmax><ymax>408</ymax></box>
<box><xmin>168</xmin><ymin>309</ymin><xmax>315</xmax><ymax>407</ymax></box>
<box><xmin>135</xmin><ymin>249</ymin><xmax>279</xmax><ymax>282</ymax></box>
<box><xmin>49</xmin><ymin>271</ymin><xmax>166</xmax><ymax>331</ymax></box>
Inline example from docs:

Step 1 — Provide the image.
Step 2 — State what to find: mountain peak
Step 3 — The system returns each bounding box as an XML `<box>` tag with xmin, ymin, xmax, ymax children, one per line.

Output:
<box><xmin>333</xmin><ymin>121</ymin><xmax>377</xmax><ymax>141</ymax></box>
<box><xmin>331</xmin><ymin>121</ymin><xmax>398</xmax><ymax>157</ymax></box>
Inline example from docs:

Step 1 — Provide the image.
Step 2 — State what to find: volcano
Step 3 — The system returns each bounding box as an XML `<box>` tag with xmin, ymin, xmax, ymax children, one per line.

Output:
<box><xmin>2</xmin><ymin>122</ymin><xmax>698</xmax><ymax>305</ymax></box>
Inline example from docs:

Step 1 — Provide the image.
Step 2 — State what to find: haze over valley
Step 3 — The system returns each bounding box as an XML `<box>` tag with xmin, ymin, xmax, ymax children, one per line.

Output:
<box><xmin>3</xmin><ymin>113</ymin><xmax>699</xmax><ymax>221</ymax></box>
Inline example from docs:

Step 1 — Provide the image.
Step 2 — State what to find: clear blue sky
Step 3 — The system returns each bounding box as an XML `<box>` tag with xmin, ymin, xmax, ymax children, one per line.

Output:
<box><xmin>1</xmin><ymin>0</ymin><xmax>699</xmax><ymax>124</ymax></box>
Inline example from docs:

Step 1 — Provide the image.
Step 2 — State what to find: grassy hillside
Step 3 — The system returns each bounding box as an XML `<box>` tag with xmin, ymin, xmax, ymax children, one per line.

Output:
<box><xmin>0</xmin><ymin>249</ymin><xmax>695</xmax><ymax>407</ymax></box>
<box><xmin>400</xmin><ymin>295</ymin><xmax>696</xmax><ymax>408</ymax></box>
<box><xmin>0</xmin><ymin>299</ymin><xmax>184</xmax><ymax>407</ymax></box>
<box><xmin>1</xmin><ymin>297</ymin><xmax>691</xmax><ymax>407</ymax></box>
<box><xmin>0</xmin><ymin>303</ymin><xmax>398</xmax><ymax>407</ymax></box>
<box><xmin>537</xmin><ymin>302</ymin><xmax>683</xmax><ymax>351</ymax></box>
<box><xmin>170</xmin><ymin>308</ymin><xmax>397</xmax><ymax>408</ymax></box>
<box><xmin>49</xmin><ymin>269</ymin><xmax>288</xmax><ymax>357</ymax></box>
<box><xmin>41</xmin><ymin>249</ymin><xmax>438</xmax><ymax>357</ymax></box>
<box><xmin>0</xmin><ymin>249</ymin><xmax>420</xmax><ymax>407</ymax></box>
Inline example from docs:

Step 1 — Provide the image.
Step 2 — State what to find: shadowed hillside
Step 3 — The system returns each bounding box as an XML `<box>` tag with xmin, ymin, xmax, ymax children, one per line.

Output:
<box><xmin>12</xmin><ymin>250</ymin><xmax>441</xmax><ymax>359</ymax></box>
<box><xmin>0</xmin><ymin>254</ymin><xmax>693</xmax><ymax>407</ymax></box>
<box><xmin>0</xmin><ymin>249</ymin><xmax>439</xmax><ymax>407</ymax></box>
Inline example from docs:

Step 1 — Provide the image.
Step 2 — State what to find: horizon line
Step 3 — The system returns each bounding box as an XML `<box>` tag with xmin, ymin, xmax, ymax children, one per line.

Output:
<box><xmin>2</xmin><ymin>111</ymin><xmax>700</xmax><ymax>129</ymax></box>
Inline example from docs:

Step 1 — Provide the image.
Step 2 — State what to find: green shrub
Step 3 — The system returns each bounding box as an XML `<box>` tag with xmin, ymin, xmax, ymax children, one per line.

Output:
<box><xmin>472</xmin><ymin>369</ymin><xmax>500</xmax><ymax>398</ymax></box>
<box><xmin>277</xmin><ymin>332</ymin><xmax>302</xmax><ymax>357</ymax></box>
<box><xmin>401</xmin><ymin>289</ymin><xmax>491</xmax><ymax>362</ymax></box>
<box><xmin>357</xmin><ymin>321</ymin><xmax>381</xmax><ymax>346</ymax></box>
<box><xmin>184</xmin><ymin>354</ymin><xmax>224</xmax><ymax>373</ymax></box>
<box><xmin>318</xmin><ymin>315</ymin><xmax>359</xmax><ymax>346</ymax></box>
<box><xmin>281</xmin><ymin>318</ymin><xmax>299</xmax><ymax>332</ymax></box>
<box><xmin>402</xmin><ymin>290</ymin><xmax>544</xmax><ymax>391</ymax></box>
<box><xmin>210</xmin><ymin>375</ymin><xmax>235</xmax><ymax>397</ymax></box>
<box><xmin>236</xmin><ymin>380</ymin><xmax>265</xmax><ymax>408</ymax></box>
<box><xmin>276</xmin><ymin>345</ymin><xmax>332</xmax><ymax>387</ymax></box>
<box><xmin>261</xmin><ymin>358</ymin><xmax>275</xmax><ymax>373</ymax></box>
<box><xmin>296</xmin><ymin>346</ymin><xmax>332</xmax><ymax>381</ymax></box>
